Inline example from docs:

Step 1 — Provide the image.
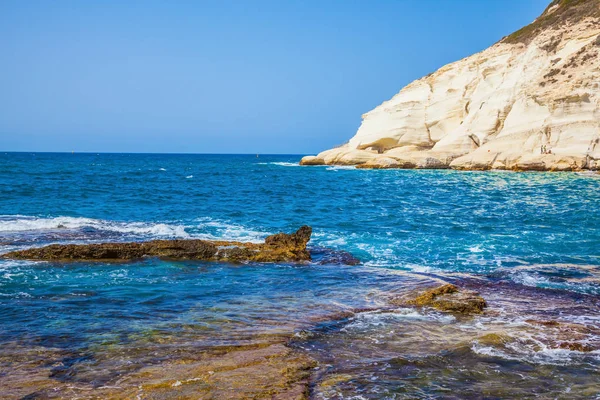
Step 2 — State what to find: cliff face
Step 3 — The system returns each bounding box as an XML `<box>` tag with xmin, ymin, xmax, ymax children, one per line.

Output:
<box><xmin>302</xmin><ymin>0</ymin><xmax>600</xmax><ymax>171</ymax></box>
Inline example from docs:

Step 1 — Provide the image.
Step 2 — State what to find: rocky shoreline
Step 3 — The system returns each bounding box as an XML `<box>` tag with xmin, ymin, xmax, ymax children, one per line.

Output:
<box><xmin>300</xmin><ymin>151</ymin><xmax>600</xmax><ymax>172</ymax></box>
<box><xmin>1</xmin><ymin>282</ymin><xmax>494</xmax><ymax>399</ymax></box>
<box><xmin>3</xmin><ymin>266</ymin><xmax>599</xmax><ymax>399</ymax></box>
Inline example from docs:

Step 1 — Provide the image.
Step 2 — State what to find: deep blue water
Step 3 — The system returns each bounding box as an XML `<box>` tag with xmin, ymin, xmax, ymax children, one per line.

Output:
<box><xmin>2</xmin><ymin>153</ymin><xmax>599</xmax><ymax>275</ymax></box>
<box><xmin>1</xmin><ymin>152</ymin><xmax>599</xmax><ymax>398</ymax></box>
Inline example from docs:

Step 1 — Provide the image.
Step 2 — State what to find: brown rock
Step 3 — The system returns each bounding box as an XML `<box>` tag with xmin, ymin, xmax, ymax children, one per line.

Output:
<box><xmin>558</xmin><ymin>342</ymin><xmax>596</xmax><ymax>352</ymax></box>
<box><xmin>2</xmin><ymin>226</ymin><xmax>314</xmax><ymax>264</ymax></box>
<box><xmin>265</xmin><ymin>226</ymin><xmax>312</xmax><ymax>251</ymax></box>
<box><xmin>406</xmin><ymin>284</ymin><xmax>487</xmax><ymax>314</ymax></box>
<box><xmin>2</xmin><ymin>341</ymin><xmax>316</xmax><ymax>399</ymax></box>
<box><xmin>525</xmin><ymin>319</ymin><xmax>560</xmax><ymax>327</ymax></box>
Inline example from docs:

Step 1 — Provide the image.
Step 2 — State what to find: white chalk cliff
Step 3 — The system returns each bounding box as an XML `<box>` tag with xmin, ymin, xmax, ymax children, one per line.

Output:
<box><xmin>301</xmin><ymin>0</ymin><xmax>600</xmax><ymax>171</ymax></box>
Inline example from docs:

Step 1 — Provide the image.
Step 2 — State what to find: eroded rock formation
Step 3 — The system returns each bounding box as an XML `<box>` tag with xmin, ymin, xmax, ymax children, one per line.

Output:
<box><xmin>302</xmin><ymin>0</ymin><xmax>600</xmax><ymax>171</ymax></box>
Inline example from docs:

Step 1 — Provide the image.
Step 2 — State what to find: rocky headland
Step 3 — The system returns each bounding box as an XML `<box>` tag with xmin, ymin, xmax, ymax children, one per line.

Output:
<box><xmin>302</xmin><ymin>0</ymin><xmax>600</xmax><ymax>171</ymax></box>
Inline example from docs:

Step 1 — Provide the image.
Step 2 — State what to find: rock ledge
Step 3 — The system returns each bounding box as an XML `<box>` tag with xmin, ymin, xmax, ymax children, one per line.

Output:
<box><xmin>2</xmin><ymin>226</ymin><xmax>313</xmax><ymax>263</ymax></box>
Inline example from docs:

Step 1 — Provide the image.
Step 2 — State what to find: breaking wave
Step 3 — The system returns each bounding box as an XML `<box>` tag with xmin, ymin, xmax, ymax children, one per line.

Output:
<box><xmin>257</xmin><ymin>162</ymin><xmax>300</xmax><ymax>167</ymax></box>
<box><xmin>0</xmin><ymin>215</ymin><xmax>189</xmax><ymax>238</ymax></box>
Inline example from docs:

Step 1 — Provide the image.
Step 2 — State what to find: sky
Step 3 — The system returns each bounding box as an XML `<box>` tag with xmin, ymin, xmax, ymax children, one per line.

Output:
<box><xmin>0</xmin><ymin>0</ymin><xmax>550</xmax><ymax>154</ymax></box>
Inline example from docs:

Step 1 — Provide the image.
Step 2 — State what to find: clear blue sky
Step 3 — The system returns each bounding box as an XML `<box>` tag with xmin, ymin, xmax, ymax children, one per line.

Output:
<box><xmin>0</xmin><ymin>0</ymin><xmax>549</xmax><ymax>154</ymax></box>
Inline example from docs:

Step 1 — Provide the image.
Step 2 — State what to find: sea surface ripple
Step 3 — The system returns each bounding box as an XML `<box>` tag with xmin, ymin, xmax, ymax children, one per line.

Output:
<box><xmin>0</xmin><ymin>153</ymin><xmax>599</xmax><ymax>398</ymax></box>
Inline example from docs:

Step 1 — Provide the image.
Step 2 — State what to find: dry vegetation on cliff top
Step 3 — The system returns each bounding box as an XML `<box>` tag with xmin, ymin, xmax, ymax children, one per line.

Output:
<box><xmin>503</xmin><ymin>0</ymin><xmax>600</xmax><ymax>44</ymax></box>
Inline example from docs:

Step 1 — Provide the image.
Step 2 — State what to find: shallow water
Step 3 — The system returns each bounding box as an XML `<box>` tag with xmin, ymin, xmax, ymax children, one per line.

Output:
<box><xmin>0</xmin><ymin>153</ymin><xmax>599</xmax><ymax>398</ymax></box>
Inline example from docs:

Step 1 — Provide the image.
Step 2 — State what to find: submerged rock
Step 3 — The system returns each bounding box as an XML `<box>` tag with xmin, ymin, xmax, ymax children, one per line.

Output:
<box><xmin>558</xmin><ymin>342</ymin><xmax>596</xmax><ymax>352</ymax></box>
<box><xmin>403</xmin><ymin>284</ymin><xmax>487</xmax><ymax>314</ymax></box>
<box><xmin>1</xmin><ymin>226</ymin><xmax>314</xmax><ymax>263</ymax></box>
<box><xmin>476</xmin><ymin>332</ymin><xmax>513</xmax><ymax>346</ymax></box>
<box><xmin>2</xmin><ymin>341</ymin><xmax>316</xmax><ymax>400</ymax></box>
<box><xmin>309</xmin><ymin>246</ymin><xmax>361</xmax><ymax>266</ymax></box>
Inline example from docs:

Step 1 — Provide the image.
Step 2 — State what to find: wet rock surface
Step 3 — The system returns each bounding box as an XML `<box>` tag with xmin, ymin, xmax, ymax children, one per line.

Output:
<box><xmin>1</xmin><ymin>341</ymin><xmax>316</xmax><ymax>400</ymax></box>
<box><xmin>1</xmin><ymin>226</ymin><xmax>315</xmax><ymax>264</ymax></box>
<box><xmin>309</xmin><ymin>246</ymin><xmax>361</xmax><ymax>266</ymax></box>
<box><xmin>399</xmin><ymin>283</ymin><xmax>488</xmax><ymax>314</ymax></box>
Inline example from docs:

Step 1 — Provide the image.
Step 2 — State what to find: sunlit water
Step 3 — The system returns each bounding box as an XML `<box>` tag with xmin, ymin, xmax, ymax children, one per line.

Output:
<box><xmin>0</xmin><ymin>153</ymin><xmax>599</xmax><ymax>398</ymax></box>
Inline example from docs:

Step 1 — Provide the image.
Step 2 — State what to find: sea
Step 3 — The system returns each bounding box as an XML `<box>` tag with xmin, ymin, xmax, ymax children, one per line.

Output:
<box><xmin>0</xmin><ymin>152</ymin><xmax>599</xmax><ymax>399</ymax></box>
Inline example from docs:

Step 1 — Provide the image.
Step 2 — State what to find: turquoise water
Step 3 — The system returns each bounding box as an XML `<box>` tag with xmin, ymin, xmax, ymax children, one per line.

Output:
<box><xmin>1</xmin><ymin>153</ymin><xmax>599</xmax><ymax>398</ymax></box>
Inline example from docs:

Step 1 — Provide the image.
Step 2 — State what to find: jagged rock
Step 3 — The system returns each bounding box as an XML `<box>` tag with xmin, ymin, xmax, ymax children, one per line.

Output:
<box><xmin>1</xmin><ymin>226</ymin><xmax>314</xmax><ymax>263</ymax></box>
<box><xmin>405</xmin><ymin>284</ymin><xmax>487</xmax><ymax>314</ymax></box>
<box><xmin>302</xmin><ymin>0</ymin><xmax>600</xmax><ymax>171</ymax></box>
<box><xmin>265</xmin><ymin>225</ymin><xmax>312</xmax><ymax>250</ymax></box>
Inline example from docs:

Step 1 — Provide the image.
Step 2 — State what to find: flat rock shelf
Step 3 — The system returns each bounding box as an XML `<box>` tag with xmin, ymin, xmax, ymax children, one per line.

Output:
<box><xmin>1</xmin><ymin>226</ymin><xmax>315</xmax><ymax>263</ymax></box>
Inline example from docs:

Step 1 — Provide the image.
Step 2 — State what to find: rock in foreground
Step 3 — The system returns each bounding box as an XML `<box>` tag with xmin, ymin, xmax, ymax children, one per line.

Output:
<box><xmin>404</xmin><ymin>284</ymin><xmax>487</xmax><ymax>314</ymax></box>
<box><xmin>2</xmin><ymin>341</ymin><xmax>316</xmax><ymax>400</ymax></box>
<box><xmin>2</xmin><ymin>226</ymin><xmax>314</xmax><ymax>263</ymax></box>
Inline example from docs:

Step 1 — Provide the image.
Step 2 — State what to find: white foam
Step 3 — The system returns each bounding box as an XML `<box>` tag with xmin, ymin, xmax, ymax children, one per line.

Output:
<box><xmin>469</xmin><ymin>245</ymin><xmax>485</xmax><ymax>253</ymax></box>
<box><xmin>508</xmin><ymin>269</ymin><xmax>600</xmax><ymax>294</ymax></box>
<box><xmin>192</xmin><ymin>218</ymin><xmax>267</xmax><ymax>243</ymax></box>
<box><xmin>0</xmin><ymin>216</ymin><xmax>190</xmax><ymax>238</ymax></box>
<box><xmin>0</xmin><ymin>291</ymin><xmax>32</xmax><ymax>298</ymax></box>
<box><xmin>471</xmin><ymin>326</ymin><xmax>600</xmax><ymax>366</ymax></box>
<box><xmin>510</xmin><ymin>272</ymin><xmax>551</xmax><ymax>287</ymax></box>
<box><xmin>406</xmin><ymin>264</ymin><xmax>445</xmax><ymax>274</ymax></box>
<box><xmin>186</xmin><ymin>175</ymin><xmax>194</xmax><ymax>179</ymax></box>
<box><xmin>0</xmin><ymin>215</ymin><xmax>280</xmax><ymax>246</ymax></box>
<box><xmin>575</xmin><ymin>171</ymin><xmax>600</xmax><ymax>177</ymax></box>
<box><xmin>0</xmin><ymin>259</ymin><xmax>41</xmax><ymax>269</ymax></box>
<box><xmin>342</xmin><ymin>308</ymin><xmax>455</xmax><ymax>331</ymax></box>
<box><xmin>472</xmin><ymin>341</ymin><xmax>600</xmax><ymax>365</ymax></box>
<box><xmin>264</xmin><ymin>162</ymin><xmax>300</xmax><ymax>167</ymax></box>
<box><xmin>319</xmin><ymin>237</ymin><xmax>347</xmax><ymax>247</ymax></box>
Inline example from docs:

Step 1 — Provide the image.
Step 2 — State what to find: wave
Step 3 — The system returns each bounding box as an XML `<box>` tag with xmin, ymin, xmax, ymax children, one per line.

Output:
<box><xmin>0</xmin><ymin>215</ymin><xmax>276</xmax><ymax>251</ymax></box>
<box><xmin>326</xmin><ymin>166</ymin><xmax>356</xmax><ymax>171</ymax></box>
<box><xmin>191</xmin><ymin>218</ymin><xmax>267</xmax><ymax>243</ymax></box>
<box><xmin>0</xmin><ymin>215</ymin><xmax>190</xmax><ymax>238</ymax></box>
<box><xmin>471</xmin><ymin>332</ymin><xmax>600</xmax><ymax>365</ymax></box>
<box><xmin>341</xmin><ymin>308</ymin><xmax>455</xmax><ymax>332</ymax></box>
<box><xmin>257</xmin><ymin>162</ymin><xmax>300</xmax><ymax>167</ymax></box>
<box><xmin>495</xmin><ymin>264</ymin><xmax>600</xmax><ymax>295</ymax></box>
